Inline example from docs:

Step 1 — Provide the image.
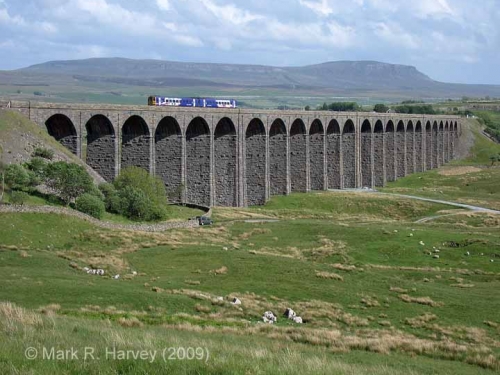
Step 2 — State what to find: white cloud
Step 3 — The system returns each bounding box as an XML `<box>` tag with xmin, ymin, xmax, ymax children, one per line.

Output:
<box><xmin>156</xmin><ymin>0</ymin><xmax>170</xmax><ymax>11</ymax></box>
<box><xmin>199</xmin><ymin>0</ymin><xmax>263</xmax><ymax>25</ymax></box>
<box><xmin>299</xmin><ymin>0</ymin><xmax>333</xmax><ymax>17</ymax></box>
<box><xmin>373</xmin><ymin>22</ymin><xmax>420</xmax><ymax>49</ymax></box>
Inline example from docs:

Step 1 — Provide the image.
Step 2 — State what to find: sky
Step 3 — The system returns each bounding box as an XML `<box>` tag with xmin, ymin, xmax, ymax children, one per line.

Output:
<box><xmin>0</xmin><ymin>0</ymin><xmax>499</xmax><ymax>84</ymax></box>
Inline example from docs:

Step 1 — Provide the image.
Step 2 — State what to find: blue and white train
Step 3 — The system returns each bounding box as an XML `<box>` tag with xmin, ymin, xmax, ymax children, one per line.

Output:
<box><xmin>148</xmin><ymin>96</ymin><xmax>237</xmax><ymax>108</ymax></box>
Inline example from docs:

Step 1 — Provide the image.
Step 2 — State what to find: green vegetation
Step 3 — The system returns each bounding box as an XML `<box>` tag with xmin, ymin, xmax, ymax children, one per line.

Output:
<box><xmin>0</xmin><ymin>188</ymin><xmax>499</xmax><ymax>374</ymax></box>
<box><xmin>106</xmin><ymin>166</ymin><xmax>170</xmax><ymax>221</ymax></box>
<box><xmin>373</xmin><ymin>103</ymin><xmax>389</xmax><ymax>113</ymax></box>
<box><xmin>317</xmin><ymin>102</ymin><xmax>361</xmax><ymax>111</ymax></box>
<box><xmin>45</xmin><ymin>161</ymin><xmax>94</xmax><ymax>205</ymax></box>
<box><xmin>9</xmin><ymin>190</ymin><xmax>29</xmax><ymax>205</ymax></box>
<box><xmin>32</xmin><ymin>147</ymin><xmax>54</xmax><ymax>160</ymax></box>
<box><xmin>474</xmin><ymin>111</ymin><xmax>500</xmax><ymax>142</ymax></box>
<box><xmin>75</xmin><ymin>193</ymin><xmax>105</xmax><ymax>219</ymax></box>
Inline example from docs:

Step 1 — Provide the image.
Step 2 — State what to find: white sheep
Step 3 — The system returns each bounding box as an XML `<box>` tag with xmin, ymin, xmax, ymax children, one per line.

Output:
<box><xmin>113</xmin><ymin>274</ymin><xmax>120</xmax><ymax>280</ymax></box>
<box><xmin>262</xmin><ymin>311</ymin><xmax>277</xmax><ymax>324</ymax></box>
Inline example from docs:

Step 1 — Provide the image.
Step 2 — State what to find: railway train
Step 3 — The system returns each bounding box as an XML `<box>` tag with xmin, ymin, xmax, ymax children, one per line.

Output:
<box><xmin>148</xmin><ymin>96</ymin><xmax>237</xmax><ymax>108</ymax></box>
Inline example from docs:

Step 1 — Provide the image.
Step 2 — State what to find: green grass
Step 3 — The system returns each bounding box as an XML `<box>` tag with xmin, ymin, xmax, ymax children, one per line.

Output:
<box><xmin>1</xmin><ymin>190</ymin><xmax>499</xmax><ymax>374</ymax></box>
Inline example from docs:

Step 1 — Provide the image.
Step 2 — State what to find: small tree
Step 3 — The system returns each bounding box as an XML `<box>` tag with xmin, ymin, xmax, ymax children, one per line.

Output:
<box><xmin>4</xmin><ymin>164</ymin><xmax>31</xmax><ymax>190</ymax></box>
<box><xmin>490</xmin><ymin>154</ymin><xmax>500</xmax><ymax>167</ymax></box>
<box><xmin>75</xmin><ymin>193</ymin><xmax>105</xmax><ymax>219</ymax></box>
<box><xmin>374</xmin><ymin>104</ymin><xmax>389</xmax><ymax>113</ymax></box>
<box><xmin>45</xmin><ymin>162</ymin><xmax>94</xmax><ymax>205</ymax></box>
<box><xmin>114</xmin><ymin>166</ymin><xmax>168</xmax><ymax>208</ymax></box>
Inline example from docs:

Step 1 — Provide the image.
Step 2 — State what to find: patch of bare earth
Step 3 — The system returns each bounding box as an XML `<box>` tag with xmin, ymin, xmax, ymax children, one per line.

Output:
<box><xmin>438</xmin><ymin>166</ymin><xmax>482</xmax><ymax>176</ymax></box>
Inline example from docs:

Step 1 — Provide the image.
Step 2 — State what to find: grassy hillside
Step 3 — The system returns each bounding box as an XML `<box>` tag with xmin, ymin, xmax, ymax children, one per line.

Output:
<box><xmin>1</xmin><ymin>190</ymin><xmax>499</xmax><ymax>374</ymax></box>
<box><xmin>0</xmin><ymin>109</ymin><xmax>104</xmax><ymax>183</ymax></box>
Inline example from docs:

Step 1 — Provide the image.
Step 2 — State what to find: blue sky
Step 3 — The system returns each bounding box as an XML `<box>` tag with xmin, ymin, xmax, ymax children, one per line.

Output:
<box><xmin>0</xmin><ymin>0</ymin><xmax>499</xmax><ymax>84</ymax></box>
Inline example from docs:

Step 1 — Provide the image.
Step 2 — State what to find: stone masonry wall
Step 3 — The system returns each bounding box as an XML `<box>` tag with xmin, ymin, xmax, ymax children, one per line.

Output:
<box><xmin>245</xmin><ymin>133</ymin><xmax>266</xmax><ymax>206</ymax></box>
<box><xmin>396</xmin><ymin>131</ymin><xmax>406</xmax><ymax>178</ymax></box>
<box><xmin>327</xmin><ymin>133</ymin><xmax>341</xmax><ymax>189</ymax></box>
<box><xmin>215</xmin><ymin>133</ymin><xmax>237</xmax><ymax>206</ymax></box>
<box><xmin>361</xmin><ymin>133</ymin><xmax>372</xmax><ymax>187</ymax></box>
<box><xmin>121</xmin><ymin>134</ymin><xmax>150</xmax><ymax>171</ymax></box>
<box><xmin>342</xmin><ymin>133</ymin><xmax>356</xmax><ymax>188</ymax></box>
<box><xmin>433</xmin><ymin>128</ymin><xmax>438</xmax><ymax>168</ymax></box>
<box><xmin>87</xmin><ymin>116</ymin><xmax>116</xmax><ymax>182</ymax></box>
<box><xmin>290</xmin><ymin>132</ymin><xmax>307</xmax><ymax>192</ymax></box>
<box><xmin>269</xmin><ymin>133</ymin><xmax>287</xmax><ymax>196</ymax></box>
<box><xmin>373</xmin><ymin>133</ymin><xmax>384</xmax><ymax>186</ymax></box>
<box><xmin>415</xmin><ymin>131</ymin><xmax>423</xmax><ymax>173</ymax></box>
<box><xmin>406</xmin><ymin>131</ymin><xmax>414</xmax><ymax>174</ymax></box>
<box><xmin>385</xmin><ymin>132</ymin><xmax>395</xmax><ymax>181</ymax></box>
<box><xmin>309</xmin><ymin>133</ymin><xmax>324</xmax><ymax>190</ymax></box>
<box><xmin>186</xmin><ymin>133</ymin><xmax>211</xmax><ymax>206</ymax></box>
<box><xmin>426</xmin><ymin>130</ymin><xmax>433</xmax><ymax>170</ymax></box>
<box><xmin>155</xmin><ymin>126</ymin><xmax>182</xmax><ymax>202</ymax></box>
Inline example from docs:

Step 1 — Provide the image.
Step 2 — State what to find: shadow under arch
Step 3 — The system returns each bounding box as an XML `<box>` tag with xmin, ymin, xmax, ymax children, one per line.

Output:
<box><xmin>45</xmin><ymin>114</ymin><xmax>78</xmax><ymax>155</ymax></box>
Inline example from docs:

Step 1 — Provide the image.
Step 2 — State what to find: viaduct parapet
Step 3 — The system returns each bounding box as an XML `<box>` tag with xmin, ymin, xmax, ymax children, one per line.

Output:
<box><xmin>9</xmin><ymin>101</ymin><xmax>462</xmax><ymax>208</ymax></box>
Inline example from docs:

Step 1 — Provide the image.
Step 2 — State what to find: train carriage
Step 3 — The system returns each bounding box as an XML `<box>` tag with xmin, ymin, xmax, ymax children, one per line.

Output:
<box><xmin>148</xmin><ymin>96</ymin><xmax>237</xmax><ymax>108</ymax></box>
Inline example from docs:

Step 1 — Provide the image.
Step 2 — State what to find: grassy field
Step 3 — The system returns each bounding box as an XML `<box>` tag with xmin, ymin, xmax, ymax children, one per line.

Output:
<box><xmin>1</xmin><ymin>117</ymin><xmax>500</xmax><ymax>374</ymax></box>
<box><xmin>1</xmin><ymin>190</ymin><xmax>499</xmax><ymax>374</ymax></box>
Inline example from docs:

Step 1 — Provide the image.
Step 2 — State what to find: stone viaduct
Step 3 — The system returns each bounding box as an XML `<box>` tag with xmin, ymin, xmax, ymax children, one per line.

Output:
<box><xmin>10</xmin><ymin>101</ymin><xmax>462</xmax><ymax>208</ymax></box>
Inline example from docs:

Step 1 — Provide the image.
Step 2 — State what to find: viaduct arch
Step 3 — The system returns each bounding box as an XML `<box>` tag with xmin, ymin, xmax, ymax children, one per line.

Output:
<box><xmin>13</xmin><ymin>101</ymin><xmax>462</xmax><ymax>208</ymax></box>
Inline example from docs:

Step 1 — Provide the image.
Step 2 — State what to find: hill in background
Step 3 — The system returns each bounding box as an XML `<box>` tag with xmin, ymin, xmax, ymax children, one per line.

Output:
<box><xmin>1</xmin><ymin>58</ymin><xmax>500</xmax><ymax>107</ymax></box>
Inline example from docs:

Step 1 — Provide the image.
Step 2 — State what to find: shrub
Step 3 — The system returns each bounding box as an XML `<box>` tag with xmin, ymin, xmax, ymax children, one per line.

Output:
<box><xmin>75</xmin><ymin>193</ymin><xmax>105</xmax><ymax>219</ymax></box>
<box><xmin>32</xmin><ymin>147</ymin><xmax>54</xmax><ymax>160</ymax></box>
<box><xmin>10</xmin><ymin>191</ymin><xmax>29</xmax><ymax>205</ymax></box>
<box><xmin>45</xmin><ymin>162</ymin><xmax>94</xmax><ymax>204</ymax></box>
<box><xmin>4</xmin><ymin>164</ymin><xmax>31</xmax><ymax>190</ymax></box>
<box><xmin>116</xmin><ymin>186</ymin><xmax>153</xmax><ymax>221</ymax></box>
<box><xmin>112</xmin><ymin>167</ymin><xmax>169</xmax><ymax>221</ymax></box>
<box><xmin>24</xmin><ymin>157</ymin><xmax>48</xmax><ymax>179</ymax></box>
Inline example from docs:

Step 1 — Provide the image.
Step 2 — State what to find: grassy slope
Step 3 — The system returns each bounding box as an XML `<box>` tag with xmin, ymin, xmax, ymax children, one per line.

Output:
<box><xmin>1</xmin><ymin>191</ymin><xmax>499</xmax><ymax>374</ymax></box>
<box><xmin>381</xmin><ymin>119</ymin><xmax>500</xmax><ymax>210</ymax></box>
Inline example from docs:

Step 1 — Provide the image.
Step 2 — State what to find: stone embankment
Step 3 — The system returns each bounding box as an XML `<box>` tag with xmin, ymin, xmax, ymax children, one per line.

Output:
<box><xmin>0</xmin><ymin>204</ymin><xmax>211</xmax><ymax>232</ymax></box>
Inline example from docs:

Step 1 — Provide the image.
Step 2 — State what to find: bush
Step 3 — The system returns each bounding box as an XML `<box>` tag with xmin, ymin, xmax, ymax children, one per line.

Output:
<box><xmin>32</xmin><ymin>147</ymin><xmax>54</xmax><ymax>160</ymax></box>
<box><xmin>4</xmin><ymin>164</ymin><xmax>31</xmax><ymax>190</ymax></box>
<box><xmin>112</xmin><ymin>167</ymin><xmax>169</xmax><ymax>221</ymax></box>
<box><xmin>10</xmin><ymin>191</ymin><xmax>29</xmax><ymax>205</ymax></box>
<box><xmin>45</xmin><ymin>162</ymin><xmax>94</xmax><ymax>204</ymax></box>
<box><xmin>75</xmin><ymin>193</ymin><xmax>105</xmax><ymax>219</ymax></box>
<box><xmin>116</xmin><ymin>186</ymin><xmax>153</xmax><ymax>221</ymax></box>
<box><xmin>25</xmin><ymin>157</ymin><xmax>48</xmax><ymax>179</ymax></box>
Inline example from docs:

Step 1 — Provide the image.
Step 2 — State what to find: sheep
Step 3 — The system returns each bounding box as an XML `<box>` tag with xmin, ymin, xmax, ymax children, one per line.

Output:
<box><xmin>231</xmin><ymin>297</ymin><xmax>242</xmax><ymax>305</ymax></box>
<box><xmin>433</xmin><ymin>255</ymin><xmax>440</xmax><ymax>259</ymax></box>
<box><xmin>283</xmin><ymin>308</ymin><xmax>296</xmax><ymax>319</ymax></box>
<box><xmin>293</xmin><ymin>316</ymin><xmax>303</xmax><ymax>324</ymax></box>
<box><xmin>419</xmin><ymin>241</ymin><xmax>425</xmax><ymax>246</ymax></box>
<box><xmin>113</xmin><ymin>274</ymin><xmax>120</xmax><ymax>280</ymax></box>
<box><xmin>262</xmin><ymin>311</ymin><xmax>277</xmax><ymax>324</ymax></box>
